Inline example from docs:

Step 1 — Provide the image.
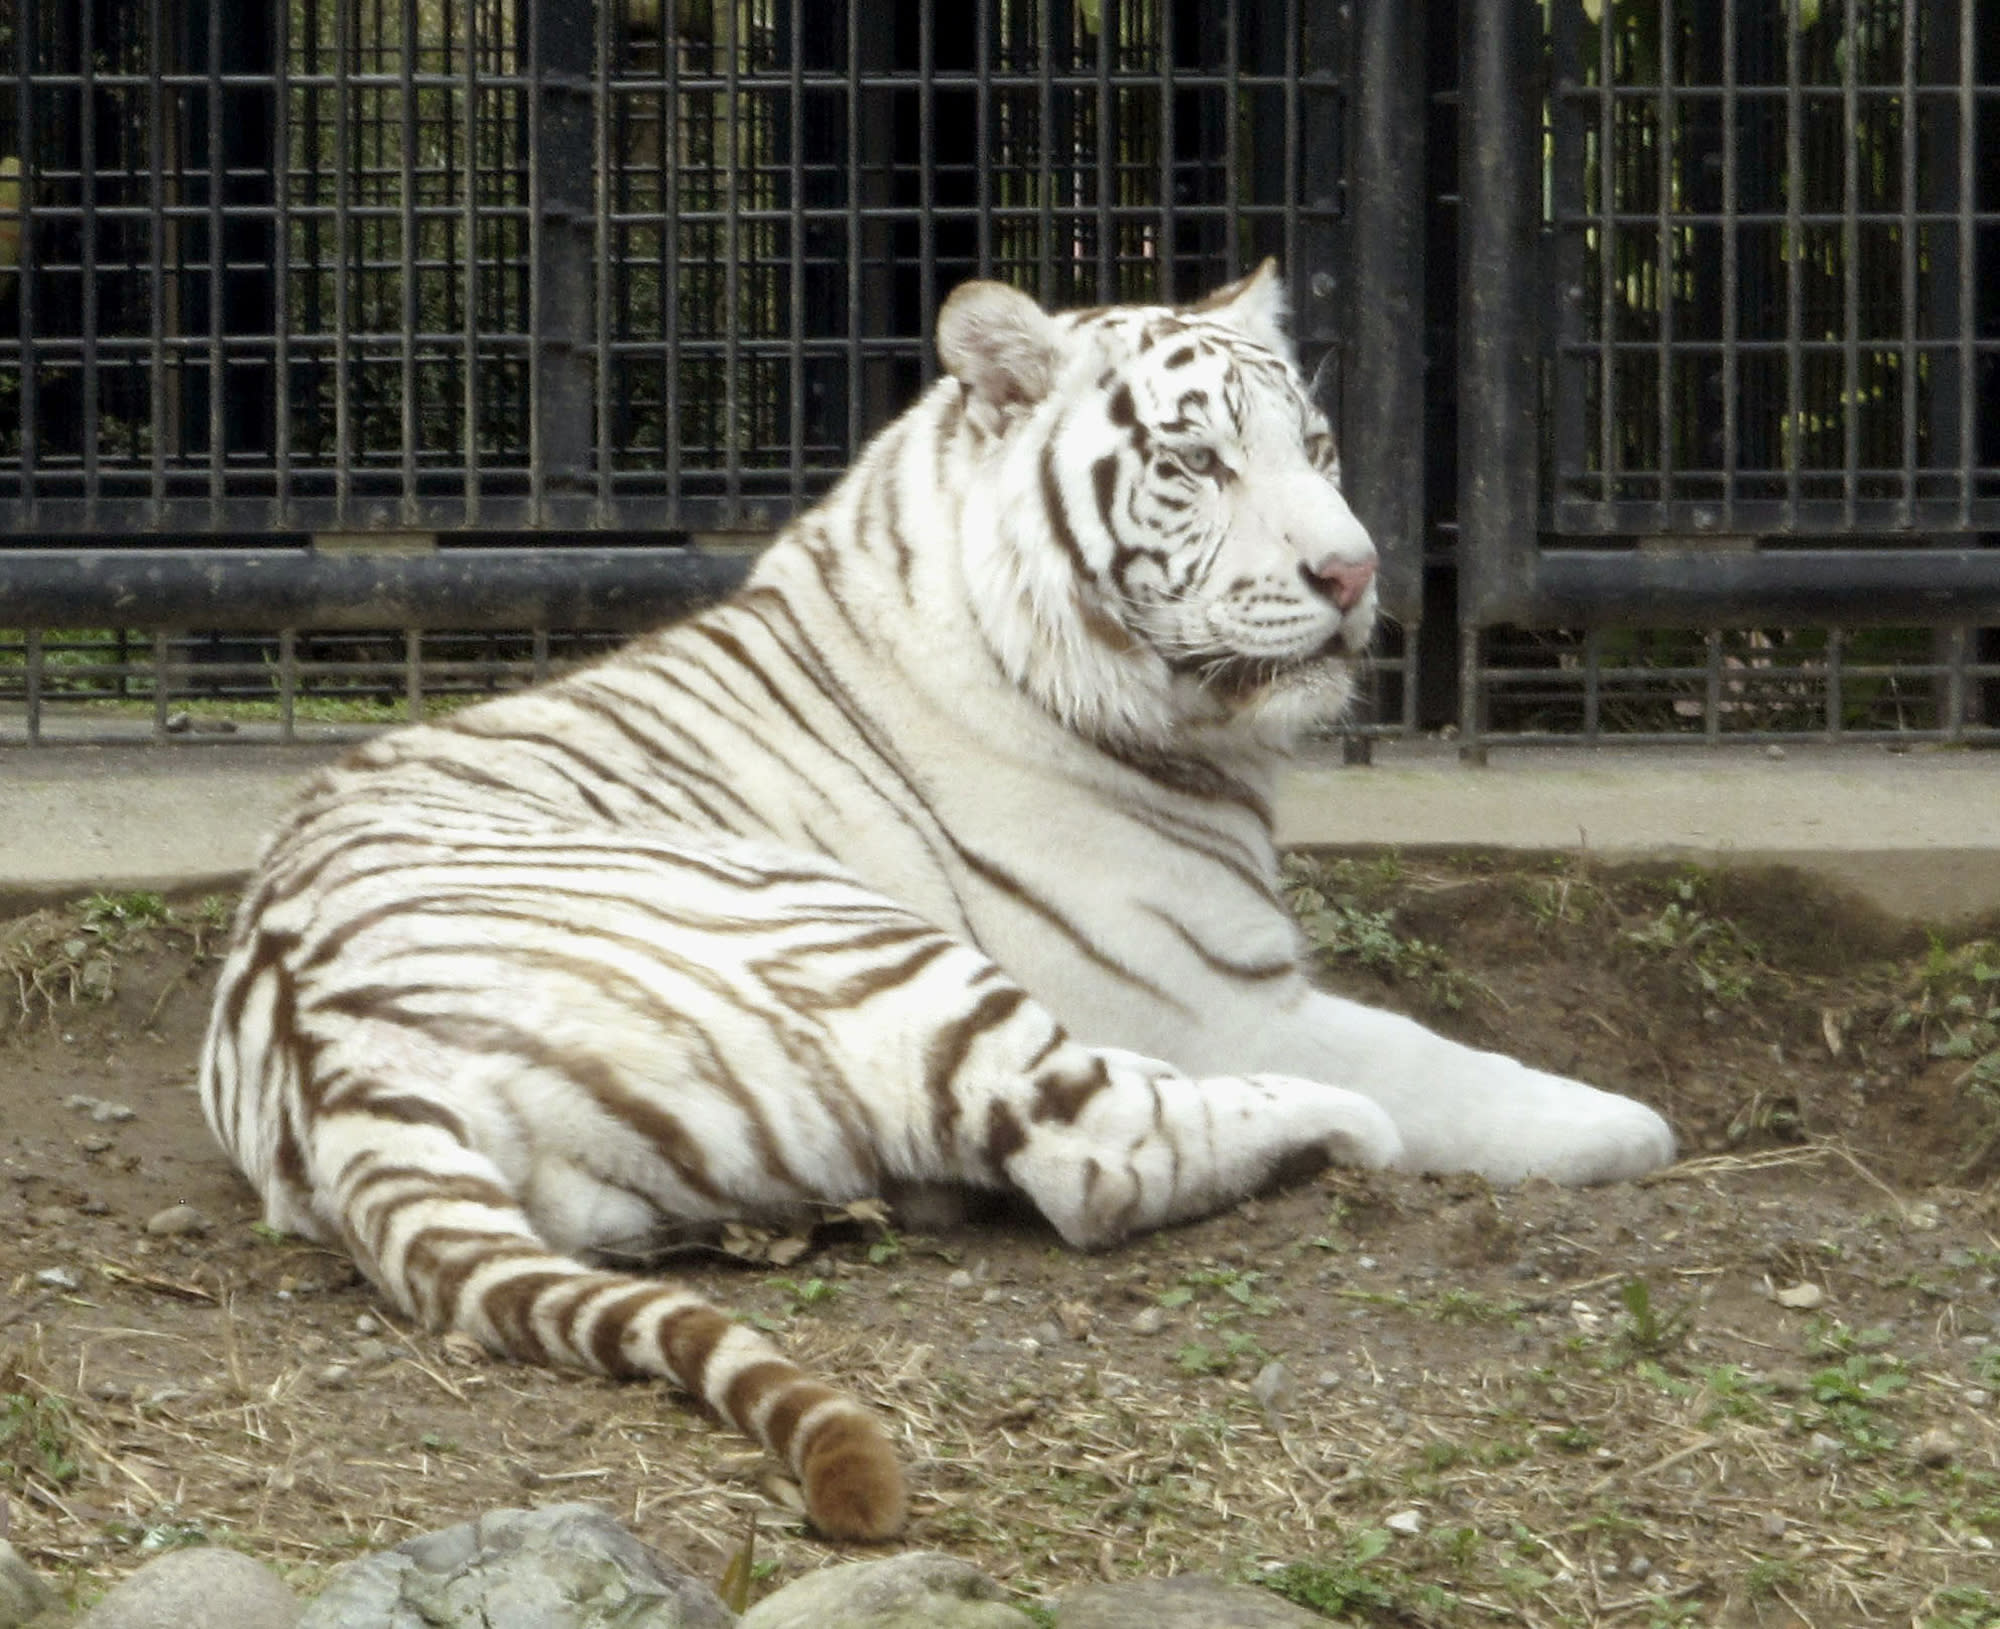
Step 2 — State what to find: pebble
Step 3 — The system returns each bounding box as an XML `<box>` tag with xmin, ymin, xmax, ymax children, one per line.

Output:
<box><xmin>1314</xmin><ymin>1369</ymin><xmax>1342</xmax><ymax>1390</ymax></box>
<box><xmin>34</xmin><ymin>1266</ymin><xmax>80</xmax><ymax>1291</ymax></box>
<box><xmin>1249</xmin><ymin>1361</ymin><xmax>1297</xmax><ymax>1417</ymax></box>
<box><xmin>1966</xmin><ymin>1389</ymin><xmax>1991</xmax><ymax>1407</ymax></box>
<box><xmin>145</xmin><ymin>1203</ymin><xmax>209</xmax><ymax>1237</ymax></box>
<box><xmin>1910</xmin><ymin>1427</ymin><xmax>1956</xmax><ymax>1468</ymax></box>
<box><xmin>1129</xmin><ymin>1306</ymin><xmax>1167</xmax><ymax>1336</ymax></box>
<box><xmin>1807</xmin><ymin>1431</ymin><xmax>1843</xmax><ymax>1458</ymax></box>
<box><xmin>1761</xmin><ymin>1513</ymin><xmax>1789</xmax><ymax>1539</ymax></box>
<box><xmin>1775</xmin><ymin>1281</ymin><xmax>1825</xmax><ymax>1310</ymax></box>
<box><xmin>63</xmin><ymin>1094</ymin><xmax>138</xmax><ymax>1123</ymax></box>
<box><xmin>1626</xmin><ymin>1556</ymin><xmax>1652</xmax><ymax>1579</ymax></box>
<box><xmin>315</xmin><ymin>1363</ymin><xmax>354</xmax><ymax>1388</ymax></box>
<box><xmin>354</xmin><ymin>1313</ymin><xmax>383</xmax><ymax>1336</ymax></box>
<box><xmin>81</xmin><ymin>1136</ymin><xmax>114</xmax><ymax>1154</ymax></box>
<box><xmin>946</xmin><ymin>1269</ymin><xmax>975</xmax><ymax>1291</ymax></box>
<box><xmin>1384</xmin><ymin>1509</ymin><xmax>1424</xmax><ymax>1536</ymax></box>
<box><xmin>1765</xmin><ymin>744</ymin><xmax>1787</xmax><ymax>761</ymax></box>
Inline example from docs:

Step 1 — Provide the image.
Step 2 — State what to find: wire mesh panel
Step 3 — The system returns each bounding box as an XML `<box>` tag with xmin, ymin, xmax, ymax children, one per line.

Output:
<box><xmin>0</xmin><ymin>0</ymin><xmax>1351</xmax><ymax>536</ymax></box>
<box><xmin>1545</xmin><ymin>0</ymin><xmax>1999</xmax><ymax>539</ymax></box>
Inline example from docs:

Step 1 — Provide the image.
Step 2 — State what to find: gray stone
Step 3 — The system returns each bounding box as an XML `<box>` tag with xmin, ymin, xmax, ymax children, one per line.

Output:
<box><xmin>1055</xmin><ymin>1576</ymin><xmax>1332</xmax><ymax>1629</ymax></box>
<box><xmin>739</xmin><ymin>1553</ymin><xmax>1029</xmax><ymax>1629</ymax></box>
<box><xmin>143</xmin><ymin>1206</ymin><xmax>208</xmax><ymax>1238</ymax></box>
<box><xmin>296</xmin><ymin>1504</ymin><xmax>733</xmax><ymax>1629</ymax></box>
<box><xmin>77</xmin><ymin>1546</ymin><xmax>300</xmax><ymax>1629</ymax></box>
<box><xmin>0</xmin><ymin>1538</ymin><xmax>59</xmax><ymax>1629</ymax></box>
<box><xmin>1248</xmin><ymin>1362</ymin><xmax>1297</xmax><ymax>1417</ymax></box>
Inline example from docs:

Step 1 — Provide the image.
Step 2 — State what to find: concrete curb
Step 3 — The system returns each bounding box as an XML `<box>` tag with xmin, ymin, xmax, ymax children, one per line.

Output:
<box><xmin>2</xmin><ymin>740</ymin><xmax>1995</xmax><ymax>925</ymax></box>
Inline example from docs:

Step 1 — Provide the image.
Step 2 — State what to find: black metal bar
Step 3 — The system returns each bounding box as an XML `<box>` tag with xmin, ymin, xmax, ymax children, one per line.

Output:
<box><xmin>1523</xmin><ymin>548</ymin><xmax>2000</xmax><ymax>627</ymax></box>
<box><xmin>1455</xmin><ymin>0</ymin><xmax>1540</xmax><ymax>628</ymax></box>
<box><xmin>1345</xmin><ymin>0</ymin><xmax>1426</xmax><ymax>628</ymax></box>
<box><xmin>529</xmin><ymin>0</ymin><xmax>595</xmax><ymax>526</ymax></box>
<box><xmin>0</xmin><ymin>548</ymin><xmax>752</xmax><ymax>631</ymax></box>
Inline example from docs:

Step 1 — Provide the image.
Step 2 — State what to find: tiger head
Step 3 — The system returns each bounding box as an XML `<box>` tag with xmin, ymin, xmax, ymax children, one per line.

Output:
<box><xmin>938</xmin><ymin>262</ymin><xmax>1379</xmax><ymax>752</ymax></box>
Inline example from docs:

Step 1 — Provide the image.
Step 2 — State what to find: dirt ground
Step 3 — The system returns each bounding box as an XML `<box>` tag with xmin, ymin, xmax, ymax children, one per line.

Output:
<box><xmin>3</xmin><ymin>854</ymin><xmax>1998</xmax><ymax>1627</ymax></box>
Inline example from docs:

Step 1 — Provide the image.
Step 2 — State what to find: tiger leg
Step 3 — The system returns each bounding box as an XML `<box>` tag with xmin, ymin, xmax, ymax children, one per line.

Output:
<box><xmin>955</xmin><ymin>1042</ymin><xmax>1404</xmax><ymax>1249</ymax></box>
<box><xmin>799</xmin><ymin>940</ymin><xmax>1404</xmax><ymax>1249</ymax></box>
<box><xmin>309</xmin><ymin>1088</ymin><xmax>905</xmax><ymax>1543</ymax></box>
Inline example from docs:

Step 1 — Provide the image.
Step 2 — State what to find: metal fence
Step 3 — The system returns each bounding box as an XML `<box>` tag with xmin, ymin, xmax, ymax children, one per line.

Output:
<box><xmin>1</xmin><ymin>0</ymin><xmax>1347</xmax><ymax>535</ymax></box>
<box><xmin>2</xmin><ymin>0</ymin><xmax>1996</xmax><ymax>750</ymax></box>
<box><xmin>1446</xmin><ymin>0</ymin><xmax>2000</xmax><ymax>747</ymax></box>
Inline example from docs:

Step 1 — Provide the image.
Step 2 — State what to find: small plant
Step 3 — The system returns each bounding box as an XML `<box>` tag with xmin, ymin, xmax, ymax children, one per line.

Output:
<box><xmin>0</xmin><ymin>1388</ymin><xmax>80</xmax><ymax>1487</ymax></box>
<box><xmin>1431</xmin><ymin>1287</ymin><xmax>1528</xmax><ymax>1327</ymax></box>
<box><xmin>1800</xmin><ymin>1350</ymin><xmax>1910</xmax><ymax>1458</ymax></box>
<box><xmin>1622</xmin><ymin>875</ymin><xmax>1761</xmax><ymax>1002</ymax></box>
<box><xmin>765</xmin><ymin>1276</ymin><xmax>841</xmax><ymax>1315</ymax></box>
<box><xmin>1257</xmin><ymin>1531</ymin><xmax>1404</xmax><ymax>1617</ymax></box>
<box><xmin>1921</xmin><ymin>1585</ymin><xmax>2000</xmax><ymax>1629</ymax></box>
<box><xmin>1606</xmin><ymin>1276</ymin><xmax>1695</xmax><ymax>1364</ymax></box>
<box><xmin>1282</xmin><ymin>857</ymin><xmax>1475</xmax><ymax>1011</ymax></box>
<box><xmin>79</xmin><ymin>889</ymin><xmax>171</xmax><ymax>935</ymax></box>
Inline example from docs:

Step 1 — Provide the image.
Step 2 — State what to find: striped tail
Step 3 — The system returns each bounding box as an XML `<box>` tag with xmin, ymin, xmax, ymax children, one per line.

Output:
<box><xmin>331</xmin><ymin>1146</ymin><xmax>908</xmax><ymax>1541</ymax></box>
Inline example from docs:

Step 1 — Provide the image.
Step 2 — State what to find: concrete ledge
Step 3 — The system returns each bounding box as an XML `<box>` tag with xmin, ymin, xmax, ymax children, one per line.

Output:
<box><xmin>1277</xmin><ymin>744</ymin><xmax>2000</xmax><ymax>926</ymax></box>
<box><xmin>2</xmin><ymin>740</ymin><xmax>1995</xmax><ymax>927</ymax></box>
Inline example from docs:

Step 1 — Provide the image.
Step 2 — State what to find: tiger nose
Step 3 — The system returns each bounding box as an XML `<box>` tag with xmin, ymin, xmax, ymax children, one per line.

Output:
<box><xmin>1300</xmin><ymin>556</ymin><xmax>1377</xmax><ymax>612</ymax></box>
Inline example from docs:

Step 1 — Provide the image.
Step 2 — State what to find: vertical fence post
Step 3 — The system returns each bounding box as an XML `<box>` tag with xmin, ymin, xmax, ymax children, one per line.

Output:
<box><xmin>1345</xmin><ymin>0</ymin><xmax>1426</xmax><ymax>637</ymax></box>
<box><xmin>531</xmin><ymin>0</ymin><xmax>596</xmax><ymax>527</ymax></box>
<box><xmin>1457</xmin><ymin>0</ymin><xmax>1540</xmax><ymax>639</ymax></box>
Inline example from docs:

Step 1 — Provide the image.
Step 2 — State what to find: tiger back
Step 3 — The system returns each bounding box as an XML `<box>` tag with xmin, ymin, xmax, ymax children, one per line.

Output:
<box><xmin>198</xmin><ymin>264</ymin><xmax>1676</xmax><ymax>1542</ymax></box>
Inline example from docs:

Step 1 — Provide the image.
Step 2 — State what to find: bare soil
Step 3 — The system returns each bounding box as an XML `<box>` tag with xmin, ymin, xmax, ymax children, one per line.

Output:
<box><xmin>2</xmin><ymin>855</ymin><xmax>1998</xmax><ymax>1627</ymax></box>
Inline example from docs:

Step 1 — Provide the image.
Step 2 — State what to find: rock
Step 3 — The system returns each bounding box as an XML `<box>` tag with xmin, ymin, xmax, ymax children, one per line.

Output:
<box><xmin>76</xmin><ymin>1546</ymin><xmax>300</xmax><ymax>1629</ymax></box>
<box><xmin>1910</xmin><ymin>1428</ymin><xmax>1956</xmax><ymax>1468</ymax></box>
<box><xmin>144</xmin><ymin>1205</ymin><xmax>209</xmax><ymax>1238</ymax></box>
<box><xmin>298</xmin><ymin>1504</ymin><xmax>732</xmax><ymax>1629</ymax></box>
<box><xmin>1127</xmin><ymin>1307</ymin><xmax>1166</xmax><ymax>1336</ymax></box>
<box><xmin>1</xmin><ymin>1537</ymin><xmax>59</xmax><ymax>1629</ymax></box>
<box><xmin>946</xmin><ymin>1270</ymin><xmax>975</xmax><ymax>1292</ymax></box>
<box><xmin>1054</xmin><ymin>1575</ymin><xmax>1330</xmax><ymax>1629</ymax></box>
<box><xmin>740</xmin><ymin>1553</ymin><xmax>1028</xmax><ymax>1629</ymax></box>
<box><xmin>33</xmin><ymin>1267</ymin><xmax>79</xmax><ymax>1292</ymax></box>
<box><xmin>1248</xmin><ymin>1362</ymin><xmax>1296</xmax><ymax>1417</ymax></box>
<box><xmin>1384</xmin><ymin>1509</ymin><xmax>1424</xmax><ymax>1536</ymax></box>
<box><xmin>1774</xmin><ymin>1282</ymin><xmax>1824</xmax><ymax>1311</ymax></box>
<box><xmin>62</xmin><ymin>1096</ymin><xmax>137</xmax><ymax>1124</ymax></box>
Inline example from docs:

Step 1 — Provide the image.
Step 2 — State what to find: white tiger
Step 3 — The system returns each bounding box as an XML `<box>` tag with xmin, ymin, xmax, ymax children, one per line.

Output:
<box><xmin>198</xmin><ymin>263</ymin><xmax>1674</xmax><ymax>1542</ymax></box>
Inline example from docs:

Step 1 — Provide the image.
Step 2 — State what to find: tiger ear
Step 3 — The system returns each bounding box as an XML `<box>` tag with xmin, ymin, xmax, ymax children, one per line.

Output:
<box><xmin>1192</xmin><ymin>258</ymin><xmax>1291</xmax><ymax>357</ymax></box>
<box><xmin>937</xmin><ymin>280</ymin><xmax>1062</xmax><ymax>425</ymax></box>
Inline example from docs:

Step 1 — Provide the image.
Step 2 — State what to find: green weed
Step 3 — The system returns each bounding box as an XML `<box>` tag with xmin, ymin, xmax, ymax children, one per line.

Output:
<box><xmin>765</xmin><ymin>1276</ymin><xmax>842</xmax><ymax>1315</ymax></box>
<box><xmin>0</xmin><ymin>1389</ymin><xmax>80</xmax><ymax>1487</ymax></box>
<box><xmin>1283</xmin><ymin>858</ymin><xmax>1474</xmax><ymax>1011</ymax></box>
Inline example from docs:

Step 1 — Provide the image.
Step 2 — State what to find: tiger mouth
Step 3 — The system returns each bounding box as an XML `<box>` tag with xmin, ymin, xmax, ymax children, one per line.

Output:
<box><xmin>1168</xmin><ymin>639</ymin><xmax>1355</xmax><ymax>702</ymax></box>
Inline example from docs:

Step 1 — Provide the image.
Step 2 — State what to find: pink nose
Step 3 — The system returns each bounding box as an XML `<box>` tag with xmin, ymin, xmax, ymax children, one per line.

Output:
<box><xmin>1305</xmin><ymin>556</ymin><xmax>1377</xmax><ymax>612</ymax></box>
